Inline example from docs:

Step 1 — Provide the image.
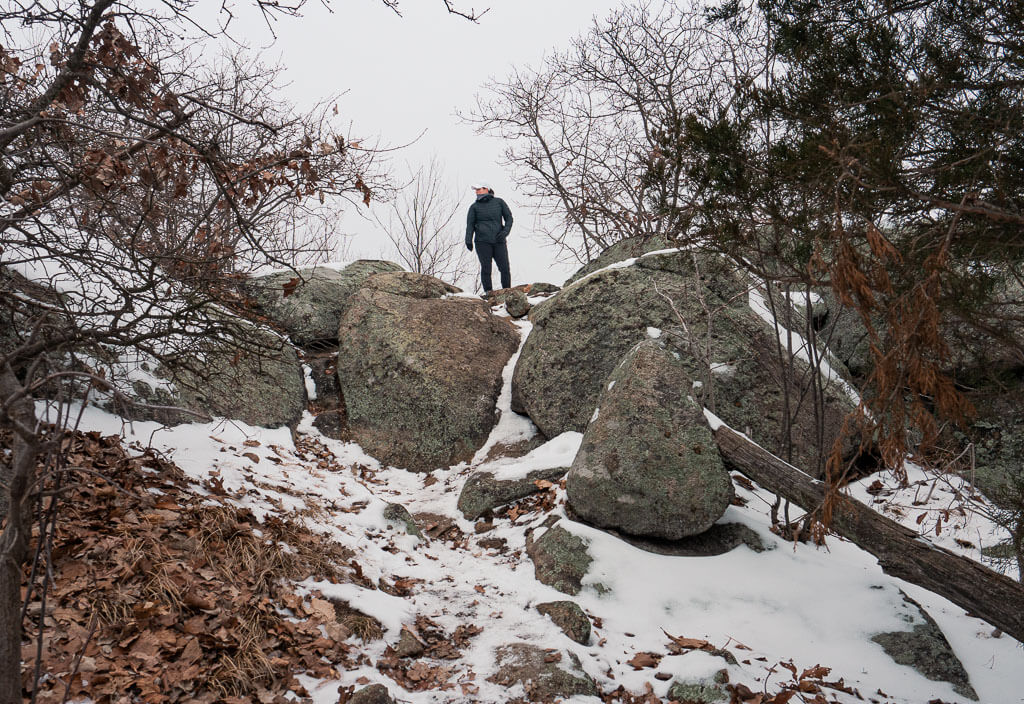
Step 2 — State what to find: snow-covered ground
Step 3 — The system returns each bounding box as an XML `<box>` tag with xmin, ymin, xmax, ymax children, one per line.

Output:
<box><xmin>56</xmin><ymin>313</ymin><xmax>1024</xmax><ymax>704</ymax></box>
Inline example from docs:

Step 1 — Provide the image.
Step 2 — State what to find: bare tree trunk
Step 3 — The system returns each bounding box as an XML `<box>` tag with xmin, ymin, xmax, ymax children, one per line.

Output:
<box><xmin>0</xmin><ymin>368</ymin><xmax>40</xmax><ymax>704</ymax></box>
<box><xmin>714</xmin><ymin>423</ymin><xmax>1024</xmax><ymax>644</ymax></box>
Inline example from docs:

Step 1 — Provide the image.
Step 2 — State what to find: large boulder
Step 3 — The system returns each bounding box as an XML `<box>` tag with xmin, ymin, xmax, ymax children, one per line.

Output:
<box><xmin>157</xmin><ymin>325</ymin><xmax>303</xmax><ymax>429</ymax></box>
<box><xmin>361</xmin><ymin>271</ymin><xmax>461</xmax><ymax>299</ymax></box>
<box><xmin>132</xmin><ymin>320</ymin><xmax>306</xmax><ymax>429</ymax></box>
<box><xmin>567</xmin><ymin>340</ymin><xmax>734</xmax><ymax>539</ymax></box>
<box><xmin>512</xmin><ymin>249</ymin><xmax>857</xmax><ymax>476</ymax></box>
<box><xmin>565</xmin><ymin>233</ymin><xmax>672</xmax><ymax>285</ymax></box>
<box><xmin>245</xmin><ymin>260</ymin><xmax>403</xmax><ymax>346</ymax></box>
<box><xmin>1</xmin><ymin>267</ymin><xmax>306</xmax><ymax>429</ymax></box>
<box><xmin>337</xmin><ymin>289</ymin><xmax>519</xmax><ymax>470</ymax></box>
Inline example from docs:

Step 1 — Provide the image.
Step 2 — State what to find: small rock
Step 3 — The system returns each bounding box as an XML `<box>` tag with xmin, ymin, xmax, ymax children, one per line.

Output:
<box><xmin>871</xmin><ymin>592</ymin><xmax>978</xmax><ymax>700</ymax></box>
<box><xmin>488</xmin><ymin>642</ymin><xmax>598</xmax><ymax>702</ymax></box>
<box><xmin>348</xmin><ymin>683</ymin><xmax>395</xmax><ymax>704</ymax></box>
<box><xmin>394</xmin><ymin>628</ymin><xmax>426</xmax><ymax>658</ymax></box>
<box><xmin>458</xmin><ymin>466</ymin><xmax>567</xmax><ymax>520</ymax></box>
<box><xmin>478</xmin><ymin>537</ymin><xmax>507</xmax><ymax>551</ymax></box>
<box><xmin>526</xmin><ymin>522</ymin><xmax>593</xmax><ymax>595</ymax></box>
<box><xmin>536</xmin><ymin>601</ymin><xmax>591</xmax><ymax>645</ymax></box>
<box><xmin>667</xmin><ymin>678</ymin><xmax>728</xmax><ymax>704</ymax></box>
<box><xmin>505</xmin><ymin>289</ymin><xmax>531</xmax><ymax>318</ymax></box>
<box><xmin>382</xmin><ymin>503</ymin><xmax>423</xmax><ymax>539</ymax></box>
<box><xmin>475</xmin><ymin>520</ymin><xmax>494</xmax><ymax>533</ymax></box>
<box><xmin>524</xmin><ymin>282</ymin><xmax>560</xmax><ymax>296</ymax></box>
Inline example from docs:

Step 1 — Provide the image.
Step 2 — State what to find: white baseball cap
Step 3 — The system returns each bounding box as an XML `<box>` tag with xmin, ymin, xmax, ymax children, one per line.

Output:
<box><xmin>471</xmin><ymin>181</ymin><xmax>492</xmax><ymax>190</ymax></box>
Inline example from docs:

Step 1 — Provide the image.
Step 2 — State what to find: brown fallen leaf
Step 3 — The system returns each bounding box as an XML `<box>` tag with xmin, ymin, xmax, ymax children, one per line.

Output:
<box><xmin>307</xmin><ymin>597</ymin><xmax>335</xmax><ymax>622</ymax></box>
<box><xmin>662</xmin><ymin>628</ymin><xmax>713</xmax><ymax>651</ymax></box>
<box><xmin>626</xmin><ymin>651</ymin><xmax>662</xmax><ymax>669</ymax></box>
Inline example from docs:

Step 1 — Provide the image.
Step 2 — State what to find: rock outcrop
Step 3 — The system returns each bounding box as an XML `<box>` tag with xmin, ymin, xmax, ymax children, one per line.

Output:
<box><xmin>337</xmin><ymin>289</ymin><xmax>519</xmax><ymax>470</ymax></box>
<box><xmin>245</xmin><ymin>260</ymin><xmax>403</xmax><ymax>346</ymax></box>
<box><xmin>567</xmin><ymin>339</ymin><xmax>734</xmax><ymax>539</ymax></box>
<box><xmin>512</xmin><ymin>249</ymin><xmax>857</xmax><ymax>476</ymax></box>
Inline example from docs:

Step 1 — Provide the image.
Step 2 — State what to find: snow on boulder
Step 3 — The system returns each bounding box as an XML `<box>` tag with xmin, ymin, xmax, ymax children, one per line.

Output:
<box><xmin>244</xmin><ymin>260</ymin><xmax>403</xmax><ymax>346</ymax></box>
<box><xmin>567</xmin><ymin>339</ymin><xmax>734</xmax><ymax>539</ymax></box>
<box><xmin>336</xmin><ymin>289</ymin><xmax>519</xmax><ymax>471</ymax></box>
<box><xmin>564</xmin><ymin>232</ymin><xmax>673</xmax><ymax>285</ymax></box>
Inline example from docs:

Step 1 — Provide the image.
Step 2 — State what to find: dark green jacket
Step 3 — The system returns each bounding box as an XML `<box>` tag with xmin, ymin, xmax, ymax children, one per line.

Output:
<box><xmin>466</xmin><ymin>194</ymin><xmax>513</xmax><ymax>247</ymax></box>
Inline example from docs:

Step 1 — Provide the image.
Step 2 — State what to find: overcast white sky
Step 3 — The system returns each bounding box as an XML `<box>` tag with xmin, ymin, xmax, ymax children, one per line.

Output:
<box><xmin>223</xmin><ymin>0</ymin><xmax>626</xmax><ymax>287</ymax></box>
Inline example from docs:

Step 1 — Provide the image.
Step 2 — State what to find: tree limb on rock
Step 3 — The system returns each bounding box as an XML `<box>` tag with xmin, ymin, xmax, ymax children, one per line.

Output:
<box><xmin>713</xmin><ymin>423</ymin><xmax>1024</xmax><ymax>644</ymax></box>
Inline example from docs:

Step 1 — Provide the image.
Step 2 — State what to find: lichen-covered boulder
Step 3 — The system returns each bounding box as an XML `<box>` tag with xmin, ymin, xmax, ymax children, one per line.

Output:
<box><xmin>567</xmin><ymin>340</ymin><xmax>734</xmax><ymax>539</ymax></box>
<box><xmin>488</xmin><ymin>643</ymin><xmax>598</xmax><ymax>702</ymax></box>
<box><xmin>2</xmin><ymin>267</ymin><xmax>305</xmax><ymax>429</ymax></box>
<box><xmin>245</xmin><ymin>260</ymin><xmax>403</xmax><ymax>346</ymax></box>
<box><xmin>155</xmin><ymin>324</ymin><xmax>306</xmax><ymax>428</ymax></box>
<box><xmin>361</xmin><ymin>270</ymin><xmax>461</xmax><ymax>299</ymax></box>
<box><xmin>337</xmin><ymin>290</ymin><xmax>519</xmax><ymax>470</ymax></box>
<box><xmin>513</xmin><ymin>249</ymin><xmax>856</xmax><ymax>476</ymax></box>
<box><xmin>510</xmin><ymin>256</ymin><xmax>697</xmax><ymax>432</ymax></box>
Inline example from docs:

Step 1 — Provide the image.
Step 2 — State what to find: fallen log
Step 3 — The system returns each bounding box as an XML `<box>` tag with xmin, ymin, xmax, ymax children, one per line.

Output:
<box><xmin>713</xmin><ymin>423</ymin><xmax>1024</xmax><ymax>644</ymax></box>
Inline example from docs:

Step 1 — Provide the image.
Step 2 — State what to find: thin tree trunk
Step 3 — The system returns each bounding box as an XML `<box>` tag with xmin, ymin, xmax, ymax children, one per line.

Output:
<box><xmin>0</xmin><ymin>368</ymin><xmax>40</xmax><ymax>704</ymax></box>
<box><xmin>713</xmin><ymin>423</ymin><xmax>1024</xmax><ymax>644</ymax></box>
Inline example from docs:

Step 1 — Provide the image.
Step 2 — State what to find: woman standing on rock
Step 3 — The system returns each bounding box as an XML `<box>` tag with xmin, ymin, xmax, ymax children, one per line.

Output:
<box><xmin>465</xmin><ymin>182</ymin><xmax>513</xmax><ymax>293</ymax></box>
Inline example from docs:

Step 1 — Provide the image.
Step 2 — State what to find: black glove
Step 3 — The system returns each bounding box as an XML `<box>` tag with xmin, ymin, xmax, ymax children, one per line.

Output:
<box><xmin>467</xmin><ymin>243</ymin><xmax>473</xmax><ymax>252</ymax></box>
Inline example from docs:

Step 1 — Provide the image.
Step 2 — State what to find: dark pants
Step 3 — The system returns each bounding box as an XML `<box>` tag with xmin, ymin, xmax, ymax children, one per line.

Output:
<box><xmin>475</xmin><ymin>240</ymin><xmax>511</xmax><ymax>292</ymax></box>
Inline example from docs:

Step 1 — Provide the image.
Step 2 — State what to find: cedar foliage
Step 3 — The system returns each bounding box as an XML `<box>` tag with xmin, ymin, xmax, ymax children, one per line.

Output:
<box><xmin>677</xmin><ymin>0</ymin><xmax>1024</xmax><ymax>518</ymax></box>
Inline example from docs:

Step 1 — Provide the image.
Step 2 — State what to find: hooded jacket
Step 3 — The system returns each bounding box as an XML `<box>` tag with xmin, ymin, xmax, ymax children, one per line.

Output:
<box><xmin>466</xmin><ymin>193</ymin><xmax>513</xmax><ymax>248</ymax></box>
